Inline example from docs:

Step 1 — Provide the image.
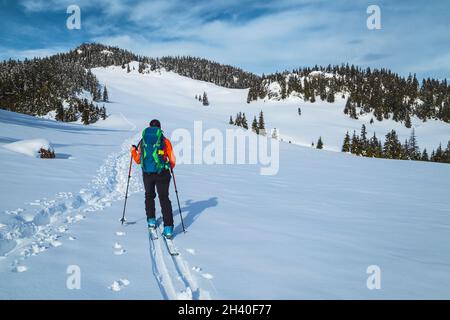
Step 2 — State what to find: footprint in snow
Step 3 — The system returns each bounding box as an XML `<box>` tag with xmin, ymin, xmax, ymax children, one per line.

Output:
<box><xmin>12</xmin><ymin>264</ymin><xmax>28</xmax><ymax>273</ymax></box>
<box><xmin>201</xmin><ymin>273</ymin><xmax>214</xmax><ymax>280</ymax></box>
<box><xmin>50</xmin><ymin>240</ymin><xmax>62</xmax><ymax>247</ymax></box>
<box><xmin>114</xmin><ymin>249</ymin><xmax>126</xmax><ymax>255</ymax></box>
<box><xmin>113</xmin><ymin>242</ymin><xmax>126</xmax><ymax>255</ymax></box>
<box><xmin>68</xmin><ymin>236</ymin><xmax>77</xmax><ymax>241</ymax></box>
<box><xmin>13</xmin><ymin>266</ymin><xmax>28</xmax><ymax>273</ymax></box>
<box><xmin>57</xmin><ymin>226</ymin><xmax>68</xmax><ymax>233</ymax></box>
<box><xmin>109</xmin><ymin>279</ymin><xmax>130</xmax><ymax>292</ymax></box>
<box><xmin>192</xmin><ymin>266</ymin><xmax>202</xmax><ymax>273</ymax></box>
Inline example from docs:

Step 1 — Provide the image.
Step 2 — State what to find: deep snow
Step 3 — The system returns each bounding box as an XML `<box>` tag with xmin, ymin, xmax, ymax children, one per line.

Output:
<box><xmin>0</xmin><ymin>64</ymin><xmax>449</xmax><ymax>299</ymax></box>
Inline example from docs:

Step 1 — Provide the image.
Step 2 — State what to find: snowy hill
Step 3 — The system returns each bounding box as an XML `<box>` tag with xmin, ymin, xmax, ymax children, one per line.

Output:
<box><xmin>1</xmin><ymin>64</ymin><xmax>450</xmax><ymax>299</ymax></box>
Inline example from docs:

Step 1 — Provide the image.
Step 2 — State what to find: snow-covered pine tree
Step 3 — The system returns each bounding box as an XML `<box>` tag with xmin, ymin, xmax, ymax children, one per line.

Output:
<box><xmin>408</xmin><ymin>128</ymin><xmax>420</xmax><ymax>160</ymax></box>
<box><xmin>81</xmin><ymin>106</ymin><xmax>90</xmax><ymax>125</ymax></box>
<box><xmin>360</xmin><ymin>124</ymin><xmax>368</xmax><ymax>155</ymax></box>
<box><xmin>351</xmin><ymin>131</ymin><xmax>360</xmax><ymax>155</ymax></box>
<box><xmin>421</xmin><ymin>149</ymin><xmax>429</xmax><ymax>161</ymax></box>
<box><xmin>103</xmin><ymin>86</ymin><xmax>109</xmax><ymax>102</ymax></box>
<box><xmin>383</xmin><ymin>130</ymin><xmax>402</xmax><ymax>159</ymax></box>
<box><xmin>252</xmin><ymin>116</ymin><xmax>259</xmax><ymax>134</ymax></box>
<box><xmin>55</xmin><ymin>102</ymin><xmax>65</xmax><ymax>122</ymax></box>
<box><xmin>202</xmin><ymin>92</ymin><xmax>209</xmax><ymax>106</ymax></box>
<box><xmin>316</xmin><ymin>137</ymin><xmax>324</xmax><ymax>149</ymax></box>
<box><xmin>405</xmin><ymin>113</ymin><xmax>412</xmax><ymax>128</ymax></box>
<box><xmin>258</xmin><ymin>111</ymin><xmax>265</xmax><ymax>135</ymax></box>
<box><xmin>342</xmin><ymin>131</ymin><xmax>351</xmax><ymax>152</ymax></box>
<box><xmin>101</xmin><ymin>105</ymin><xmax>107</xmax><ymax>120</ymax></box>
<box><xmin>242</xmin><ymin>113</ymin><xmax>248</xmax><ymax>129</ymax></box>
<box><xmin>234</xmin><ymin>112</ymin><xmax>242</xmax><ymax>127</ymax></box>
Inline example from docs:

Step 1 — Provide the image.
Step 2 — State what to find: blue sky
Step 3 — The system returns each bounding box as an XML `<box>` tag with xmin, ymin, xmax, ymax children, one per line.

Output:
<box><xmin>0</xmin><ymin>0</ymin><xmax>449</xmax><ymax>79</ymax></box>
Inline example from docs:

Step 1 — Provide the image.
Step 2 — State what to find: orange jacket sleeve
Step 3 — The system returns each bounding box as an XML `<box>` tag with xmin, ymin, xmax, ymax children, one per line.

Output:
<box><xmin>131</xmin><ymin>144</ymin><xmax>141</xmax><ymax>165</ymax></box>
<box><xmin>164</xmin><ymin>138</ymin><xmax>176</xmax><ymax>169</ymax></box>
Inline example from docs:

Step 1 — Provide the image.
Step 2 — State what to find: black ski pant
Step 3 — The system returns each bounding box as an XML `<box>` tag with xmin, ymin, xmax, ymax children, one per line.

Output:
<box><xmin>143</xmin><ymin>170</ymin><xmax>174</xmax><ymax>227</ymax></box>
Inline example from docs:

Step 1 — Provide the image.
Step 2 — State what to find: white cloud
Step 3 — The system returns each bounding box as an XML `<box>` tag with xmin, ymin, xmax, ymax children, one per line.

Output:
<box><xmin>12</xmin><ymin>0</ymin><xmax>450</xmax><ymax>78</ymax></box>
<box><xmin>0</xmin><ymin>47</ymin><xmax>67</xmax><ymax>60</ymax></box>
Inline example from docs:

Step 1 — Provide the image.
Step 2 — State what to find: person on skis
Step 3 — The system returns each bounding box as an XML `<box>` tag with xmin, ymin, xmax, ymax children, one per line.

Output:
<box><xmin>131</xmin><ymin>119</ymin><xmax>176</xmax><ymax>239</ymax></box>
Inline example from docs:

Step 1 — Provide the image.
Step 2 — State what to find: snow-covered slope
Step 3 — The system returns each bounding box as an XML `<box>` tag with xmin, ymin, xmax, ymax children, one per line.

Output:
<box><xmin>1</xmin><ymin>64</ymin><xmax>449</xmax><ymax>299</ymax></box>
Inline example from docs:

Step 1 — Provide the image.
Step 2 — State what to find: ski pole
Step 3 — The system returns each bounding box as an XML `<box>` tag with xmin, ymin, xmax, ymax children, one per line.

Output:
<box><xmin>120</xmin><ymin>153</ymin><xmax>134</xmax><ymax>225</ymax></box>
<box><xmin>170</xmin><ymin>168</ymin><xmax>186</xmax><ymax>233</ymax></box>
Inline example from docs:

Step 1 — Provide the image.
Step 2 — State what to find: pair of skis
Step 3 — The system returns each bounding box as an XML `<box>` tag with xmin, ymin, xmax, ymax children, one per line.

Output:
<box><xmin>149</xmin><ymin>226</ymin><xmax>179</xmax><ymax>256</ymax></box>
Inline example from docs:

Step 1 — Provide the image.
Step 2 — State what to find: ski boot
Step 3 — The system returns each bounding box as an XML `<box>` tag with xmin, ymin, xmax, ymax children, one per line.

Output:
<box><xmin>147</xmin><ymin>217</ymin><xmax>156</xmax><ymax>229</ymax></box>
<box><xmin>163</xmin><ymin>226</ymin><xmax>174</xmax><ymax>239</ymax></box>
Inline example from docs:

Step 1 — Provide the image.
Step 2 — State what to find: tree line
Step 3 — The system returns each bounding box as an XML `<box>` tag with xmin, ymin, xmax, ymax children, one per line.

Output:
<box><xmin>0</xmin><ymin>43</ymin><xmax>258</xmax><ymax>123</ymax></box>
<box><xmin>247</xmin><ymin>65</ymin><xmax>450</xmax><ymax>126</ymax></box>
<box><xmin>229</xmin><ymin>110</ymin><xmax>266</xmax><ymax>135</ymax></box>
<box><xmin>342</xmin><ymin>124</ymin><xmax>450</xmax><ymax>163</ymax></box>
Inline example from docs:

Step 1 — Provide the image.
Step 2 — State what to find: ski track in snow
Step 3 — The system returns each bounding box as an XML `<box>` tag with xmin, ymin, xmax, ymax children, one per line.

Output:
<box><xmin>147</xmin><ymin>228</ymin><xmax>211</xmax><ymax>300</ymax></box>
<box><xmin>1</xmin><ymin>131</ymin><xmax>210</xmax><ymax>299</ymax></box>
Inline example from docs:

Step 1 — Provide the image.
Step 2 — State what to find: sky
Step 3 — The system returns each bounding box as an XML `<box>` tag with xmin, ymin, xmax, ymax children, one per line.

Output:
<box><xmin>0</xmin><ymin>0</ymin><xmax>449</xmax><ymax>79</ymax></box>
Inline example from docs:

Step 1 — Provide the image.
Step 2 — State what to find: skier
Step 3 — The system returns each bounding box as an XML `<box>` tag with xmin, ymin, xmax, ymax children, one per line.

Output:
<box><xmin>131</xmin><ymin>119</ymin><xmax>176</xmax><ymax>239</ymax></box>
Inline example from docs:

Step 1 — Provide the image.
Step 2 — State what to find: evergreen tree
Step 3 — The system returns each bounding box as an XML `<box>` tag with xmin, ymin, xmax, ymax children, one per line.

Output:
<box><xmin>342</xmin><ymin>131</ymin><xmax>351</xmax><ymax>152</ymax></box>
<box><xmin>258</xmin><ymin>110</ymin><xmax>265</xmax><ymax>134</ymax></box>
<box><xmin>127</xmin><ymin>64</ymin><xmax>131</xmax><ymax>73</ymax></box>
<box><xmin>344</xmin><ymin>97</ymin><xmax>351</xmax><ymax>115</ymax></box>
<box><xmin>433</xmin><ymin>143</ymin><xmax>444</xmax><ymax>162</ymax></box>
<box><xmin>360</xmin><ymin>124</ymin><xmax>368</xmax><ymax>155</ymax></box>
<box><xmin>421</xmin><ymin>149</ymin><xmax>429</xmax><ymax>161</ymax></box>
<box><xmin>138</xmin><ymin>61</ymin><xmax>146</xmax><ymax>73</ymax></box>
<box><xmin>103</xmin><ymin>86</ymin><xmax>109</xmax><ymax>102</ymax></box>
<box><xmin>368</xmin><ymin>133</ymin><xmax>380</xmax><ymax>157</ymax></box>
<box><xmin>202</xmin><ymin>92</ymin><xmax>209</xmax><ymax>106</ymax></box>
<box><xmin>405</xmin><ymin>113</ymin><xmax>412</xmax><ymax>128</ymax></box>
<box><xmin>252</xmin><ymin>116</ymin><xmax>259</xmax><ymax>133</ymax></box>
<box><xmin>402</xmin><ymin>139</ymin><xmax>410</xmax><ymax>160</ymax></box>
<box><xmin>242</xmin><ymin>113</ymin><xmax>248</xmax><ymax>129</ymax></box>
<box><xmin>234</xmin><ymin>112</ymin><xmax>242</xmax><ymax>126</ymax></box>
<box><xmin>316</xmin><ymin>137</ymin><xmax>324</xmax><ymax>149</ymax></box>
<box><xmin>326</xmin><ymin>90</ymin><xmax>335</xmax><ymax>103</ymax></box>
<box><xmin>383</xmin><ymin>130</ymin><xmax>402</xmax><ymax>159</ymax></box>
<box><xmin>81</xmin><ymin>107</ymin><xmax>90</xmax><ymax>125</ymax></box>
<box><xmin>351</xmin><ymin>131</ymin><xmax>360</xmax><ymax>155</ymax></box>
<box><xmin>408</xmin><ymin>128</ymin><xmax>420</xmax><ymax>160</ymax></box>
<box><xmin>95</xmin><ymin>87</ymin><xmax>102</xmax><ymax>102</ymax></box>
<box><xmin>101</xmin><ymin>105</ymin><xmax>107</xmax><ymax>120</ymax></box>
<box><xmin>444</xmin><ymin>141</ymin><xmax>450</xmax><ymax>163</ymax></box>
<box><xmin>55</xmin><ymin>102</ymin><xmax>65</xmax><ymax>122</ymax></box>
<box><xmin>229</xmin><ymin>115</ymin><xmax>233</xmax><ymax>125</ymax></box>
<box><xmin>298</xmin><ymin>107</ymin><xmax>301</xmax><ymax>116</ymax></box>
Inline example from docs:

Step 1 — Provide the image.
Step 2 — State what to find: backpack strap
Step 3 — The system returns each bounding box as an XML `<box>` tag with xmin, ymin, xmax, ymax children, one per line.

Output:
<box><xmin>140</xmin><ymin>129</ymin><xmax>147</xmax><ymax>171</ymax></box>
